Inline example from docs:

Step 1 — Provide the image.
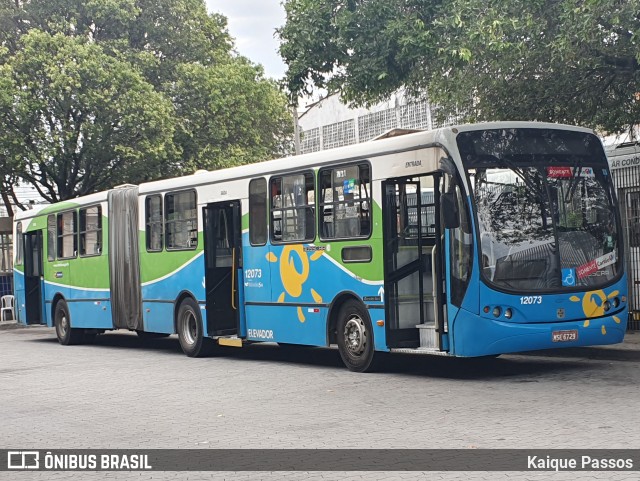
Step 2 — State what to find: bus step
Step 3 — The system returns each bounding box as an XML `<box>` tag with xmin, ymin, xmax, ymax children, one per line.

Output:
<box><xmin>217</xmin><ymin>337</ymin><xmax>243</xmax><ymax>348</ymax></box>
<box><xmin>416</xmin><ymin>323</ymin><xmax>438</xmax><ymax>349</ymax></box>
<box><xmin>389</xmin><ymin>347</ymin><xmax>451</xmax><ymax>357</ymax></box>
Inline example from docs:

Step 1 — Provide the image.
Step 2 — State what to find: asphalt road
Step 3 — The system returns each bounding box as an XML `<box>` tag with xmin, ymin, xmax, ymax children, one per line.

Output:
<box><xmin>1</xmin><ymin>326</ymin><xmax>639</xmax><ymax>481</ymax></box>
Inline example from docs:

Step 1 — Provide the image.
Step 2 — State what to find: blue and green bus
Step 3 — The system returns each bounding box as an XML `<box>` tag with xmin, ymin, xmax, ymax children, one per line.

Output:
<box><xmin>13</xmin><ymin>122</ymin><xmax>628</xmax><ymax>371</ymax></box>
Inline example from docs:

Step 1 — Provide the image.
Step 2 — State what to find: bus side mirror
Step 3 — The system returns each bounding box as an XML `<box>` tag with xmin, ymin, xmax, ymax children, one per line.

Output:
<box><xmin>441</xmin><ymin>192</ymin><xmax>460</xmax><ymax>229</ymax></box>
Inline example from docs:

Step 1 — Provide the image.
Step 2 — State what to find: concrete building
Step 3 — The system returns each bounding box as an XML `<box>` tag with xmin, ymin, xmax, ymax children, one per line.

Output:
<box><xmin>297</xmin><ymin>91</ymin><xmax>461</xmax><ymax>154</ymax></box>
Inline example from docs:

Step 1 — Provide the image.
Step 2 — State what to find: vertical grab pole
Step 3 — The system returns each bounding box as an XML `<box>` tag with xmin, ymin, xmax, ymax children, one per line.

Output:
<box><xmin>231</xmin><ymin>247</ymin><xmax>237</xmax><ymax>310</ymax></box>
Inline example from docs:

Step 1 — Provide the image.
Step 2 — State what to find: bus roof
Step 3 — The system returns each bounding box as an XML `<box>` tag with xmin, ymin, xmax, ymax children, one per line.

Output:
<box><xmin>138</xmin><ymin>121</ymin><xmax>594</xmax><ymax>195</ymax></box>
<box><xmin>14</xmin><ymin>121</ymin><xmax>594</xmax><ymax>221</ymax></box>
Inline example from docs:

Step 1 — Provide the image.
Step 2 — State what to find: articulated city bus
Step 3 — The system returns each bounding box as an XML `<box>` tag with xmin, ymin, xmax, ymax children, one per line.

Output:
<box><xmin>13</xmin><ymin>122</ymin><xmax>628</xmax><ymax>371</ymax></box>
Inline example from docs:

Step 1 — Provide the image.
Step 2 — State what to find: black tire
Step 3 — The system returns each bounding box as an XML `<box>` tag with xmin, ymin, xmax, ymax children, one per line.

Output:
<box><xmin>176</xmin><ymin>298</ymin><xmax>213</xmax><ymax>357</ymax></box>
<box><xmin>336</xmin><ymin>300</ymin><xmax>377</xmax><ymax>372</ymax></box>
<box><xmin>54</xmin><ymin>300</ymin><xmax>84</xmax><ymax>346</ymax></box>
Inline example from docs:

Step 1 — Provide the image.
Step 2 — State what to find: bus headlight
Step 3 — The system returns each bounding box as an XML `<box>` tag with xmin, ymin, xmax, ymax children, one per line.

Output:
<box><xmin>492</xmin><ymin>307</ymin><xmax>501</xmax><ymax>318</ymax></box>
<box><xmin>612</xmin><ymin>297</ymin><xmax>620</xmax><ymax>308</ymax></box>
<box><xmin>504</xmin><ymin>308</ymin><xmax>513</xmax><ymax>319</ymax></box>
<box><xmin>603</xmin><ymin>300</ymin><xmax>611</xmax><ymax>312</ymax></box>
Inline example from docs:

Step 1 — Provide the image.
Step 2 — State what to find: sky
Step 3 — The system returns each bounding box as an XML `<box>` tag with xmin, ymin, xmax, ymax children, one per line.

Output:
<box><xmin>205</xmin><ymin>1</ymin><xmax>288</xmax><ymax>80</ymax></box>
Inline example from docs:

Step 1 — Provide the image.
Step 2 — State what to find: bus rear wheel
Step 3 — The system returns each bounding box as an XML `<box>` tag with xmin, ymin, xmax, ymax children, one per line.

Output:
<box><xmin>54</xmin><ymin>300</ymin><xmax>83</xmax><ymax>345</ymax></box>
<box><xmin>336</xmin><ymin>300</ymin><xmax>377</xmax><ymax>372</ymax></box>
<box><xmin>177</xmin><ymin>298</ymin><xmax>213</xmax><ymax>357</ymax></box>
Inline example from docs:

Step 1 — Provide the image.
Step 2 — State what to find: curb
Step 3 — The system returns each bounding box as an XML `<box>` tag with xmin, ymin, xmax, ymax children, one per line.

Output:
<box><xmin>0</xmin><ymin>321</ymin><xmax>23</xmax><ymax>331</ymax></box>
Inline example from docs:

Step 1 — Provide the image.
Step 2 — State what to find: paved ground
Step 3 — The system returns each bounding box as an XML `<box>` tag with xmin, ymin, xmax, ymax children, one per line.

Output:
<box><xmin>1</xmin><ymin>325</ymin><xmax>639</xmax><ymax>480</ymax></box>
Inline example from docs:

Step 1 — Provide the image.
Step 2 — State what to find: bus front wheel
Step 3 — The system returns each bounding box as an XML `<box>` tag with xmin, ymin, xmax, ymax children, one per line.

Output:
<box><xmin>54</xmin><ymin>300</ymin><xmax>83</xmax><ymax>345</ymax></box>
<box><xmin>176</xmin><ymin>298</ymin><xmax>213</xmax><ymax>357</ymax></box>
<box><xmin>336</xmin><ymin>300</ymin><xmax>377</xmax><ymax>373</ymax></box>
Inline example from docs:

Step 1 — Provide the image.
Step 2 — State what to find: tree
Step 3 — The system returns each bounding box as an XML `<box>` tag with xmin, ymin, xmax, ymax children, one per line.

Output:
<box><xmin>0</xmin><ymin>0</ymin><xmax>292</xmax><ymax>210</ymax></box>
<box><xmin>278</xmin><ymin>0</ymin><xmax>640</xmax><ymax>132</ymax></box>
<box><xmin>0</xmin><ymin>31</ymin><xmax>176</xmax><ymax>202</ymax></box>
<box><xmin>171</xmin><ymin>59</ymin><xmax>295</xmax><ymax>172</ymax></box>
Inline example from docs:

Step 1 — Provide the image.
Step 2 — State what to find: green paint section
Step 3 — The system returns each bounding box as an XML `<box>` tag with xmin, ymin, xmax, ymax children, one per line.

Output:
<box><xmin>42</xmin><ymin>215</ymin><xmax>110</xmax><ymax>289</ymax></box>
<box><xmin>35</xmin><ymin>201</ymin><xmax>80</xmax><ymax>217</ymax></box>
<box><xmin>24</xmin><ymin>215</ymin><xmax>47</xmax><ymax>233</ymax></box>
<box><xmin>314</xmin><ymin>200</ymin><xmax>384</xmax><ymax>282</ymax></box>
<box><xmin>241</xmin><ymin>212</ymin><xmax>249</xmax><ymax>231</ymax></box>
<box><xmin>139</xmin><ymin>231</ymin><xmax>203</xmax><ymax>283</ymax></box>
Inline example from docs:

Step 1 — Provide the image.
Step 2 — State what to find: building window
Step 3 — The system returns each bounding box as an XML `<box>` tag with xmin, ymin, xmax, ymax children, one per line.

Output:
<box><xmin>146</xmin><ymin>195</ymin><xmax>163</xmax><ymax>252</ymax></box>
<box><xmin>271</xmin><ymin>172</ymin><xmax>315</xmax><ymax>243</ymax></box>
<box><xmin>249</xmin><ymin>178</ymin><xmax>267</xmax><ymax>246</ymax></box>
<box><xmin>57</xmin><ymin>211</ymin><xmax>77</xmax><ymax>259</ymax></box>
<box><xmin>165</xmin><ymin>191</ymin><xmax>197</xmax><ymax>250</ymax></box>
<box><xmin>79</xmin><ymin>206</ymin><xmax>102</xmax><ymax>256</ymax></box>
<box><xmin>319</xmin><ymin>163</ymin><xmax>371</xmax><ymax>240</ymax></box>
<box><xmin>47</xmin><ymin>215</ymin><xmax>56</xmax><ymax>261</ymax></box>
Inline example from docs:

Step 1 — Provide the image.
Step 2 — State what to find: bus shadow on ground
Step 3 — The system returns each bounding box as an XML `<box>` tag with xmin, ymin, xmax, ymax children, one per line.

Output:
<box><xmin>28</xmin><ymin>331</ymin><xmax>595</xmax><ymax>381</ymax></box>
<box><xmin>517</xmin><ymin>346</ymin><xmax>640</xmax><ymax>362</ymax></box>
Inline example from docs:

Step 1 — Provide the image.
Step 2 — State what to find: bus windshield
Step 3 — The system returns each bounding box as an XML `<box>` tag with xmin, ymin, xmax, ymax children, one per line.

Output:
<box><xmin>457</xmin><ymin>128</ymin><xmax>621</xmax><ymax>292</ymax></box>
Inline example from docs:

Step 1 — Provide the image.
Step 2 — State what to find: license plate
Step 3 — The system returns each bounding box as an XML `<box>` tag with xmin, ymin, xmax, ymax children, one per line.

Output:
<box><xmin>552</xmin><ymin>330</ymin><xmax>578</xmax><ymax>342</ymax></box>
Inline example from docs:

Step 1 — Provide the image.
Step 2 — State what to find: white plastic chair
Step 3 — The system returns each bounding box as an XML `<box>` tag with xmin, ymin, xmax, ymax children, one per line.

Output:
<box><xmin>1</xmin><ymin>295</ymin><xmax>14</xmax><ymax>321</ymax></box>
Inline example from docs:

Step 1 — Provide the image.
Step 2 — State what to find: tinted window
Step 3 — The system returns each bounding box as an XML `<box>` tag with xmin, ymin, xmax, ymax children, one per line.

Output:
<box><xmin>165</xmin><ymin>191</ymin><xmax>197</xmax><ymax>250</ymax></box>
<box><xmin>15</xmin><ymin>222</ymin><xmax>23</xmax><ymax>266</ymax></box>
<box><xmin>249</xmin><ymin>178</ymin><xmax>267</xmax><ymax>245</ymax></box>
<box><xmin>319</xmin><ymin>163</ymin><xmax>371</xmax><ymax>239</ymax></box>
<box><xmin>57</xmin><ymin>211</ymin><xmax>77</xmax><ymax>259</ymax></box>
<box><xmin>79</xmin><ymin>206</ymin><xmax>102</xmax><ymax>256</ymax></box>
<box><xmin>47</xmin><ymin>215</ymin><xmax>56</xmax><ymax>261</ymax></box>
<box><xmin>146</xmin><ymin>195</ymin><xmax>163</xmax><ymax>251</ymax></box>
<box><xmin>270</xmin><ymin>173</ymin><xmax>315</xmax><ymax>243</ymax></box>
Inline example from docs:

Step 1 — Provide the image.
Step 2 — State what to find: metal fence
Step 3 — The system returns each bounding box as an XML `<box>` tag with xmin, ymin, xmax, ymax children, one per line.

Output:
<box><xmin>611</xmin><ymin>163</ymin><xmax>640</xmax><ymax>330</ymax></box>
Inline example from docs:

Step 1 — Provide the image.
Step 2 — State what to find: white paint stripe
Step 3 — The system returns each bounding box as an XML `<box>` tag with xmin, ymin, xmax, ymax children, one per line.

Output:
<box><xmin>316</xmin><ymin>247</ymin><xmax>383</xmax><ymax>286</ymax></box>
<box><xmin>44</xmin><ymin>279</ymin><xmax>110</xmax><ymax>292</ymax></box>
<box><xmin>141</xmin><ymin>251</ymin><xmax>204</xmax><ymax>286</ymax></box>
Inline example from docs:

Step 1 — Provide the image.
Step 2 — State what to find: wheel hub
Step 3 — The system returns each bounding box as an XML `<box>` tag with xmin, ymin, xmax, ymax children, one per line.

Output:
<box><xmin>344</xmin><ymin>315</ymin><xmax>367</xmax><ymax>355</ymax></box>
<box><xmin>182</xmin><ymin>310</ymin><xmax>197</xmax><ymax>345</ymax></box>
<box><xmin>60</xmin><ymin>315</ymin><xmax>68</xmax><ymax>336</ymax></box>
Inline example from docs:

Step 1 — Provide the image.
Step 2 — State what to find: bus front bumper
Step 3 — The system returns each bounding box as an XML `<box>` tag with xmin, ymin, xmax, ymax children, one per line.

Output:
<box><xmin>451</xmin><ymin>308</ymin><xmax>628</xmax><ymax>357</ymax></box>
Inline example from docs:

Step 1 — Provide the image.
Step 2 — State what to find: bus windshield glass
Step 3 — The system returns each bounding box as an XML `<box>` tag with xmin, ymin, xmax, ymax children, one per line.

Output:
<box><xmin>457</xmin><ymin>128</ymin><xmax>620</xmax><ymax>292</ymax></box>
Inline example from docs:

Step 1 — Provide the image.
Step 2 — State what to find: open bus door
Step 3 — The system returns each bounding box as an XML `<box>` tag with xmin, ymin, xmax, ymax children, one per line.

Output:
<box><xmin>203</xmin><ymin>200</ymin><xmax>243</xmax><ymax>336</ymax></box>
<box><xmin>23</xmin><ymin>230</ymin><xmax>44</xmax><ymax>325</ymax></box>
<box><xmin>382</xmin><ymin>173</ymin><xmax>446</xmax><ymax>350</ymax></box>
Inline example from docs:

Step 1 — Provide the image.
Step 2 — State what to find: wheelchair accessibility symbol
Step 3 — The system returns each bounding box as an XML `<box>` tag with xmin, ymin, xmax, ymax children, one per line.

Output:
<box><xmin>562</xmin><ymin>268</ymin><xmax>576</xmax><ymax>287</ymax></box>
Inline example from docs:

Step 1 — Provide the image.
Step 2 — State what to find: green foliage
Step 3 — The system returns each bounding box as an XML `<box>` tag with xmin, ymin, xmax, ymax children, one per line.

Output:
<box><xmin>0</xmin><ymin>0</ymin><xmax>292</xmax><ymax>204</ymax></box>
<box><xmin>172</xmin><ymin>59</ymin><xmax>294</xmax><ymax>171</ymax></box>
<box><xmin>278</xmin><ymin>0</ymin><xmax>640</xmax><ymax>132</ymax></box>
<box><xmin>0</xmin><ymin>31</ymin><xmax>177</xmax><ymax>202</ymax></box>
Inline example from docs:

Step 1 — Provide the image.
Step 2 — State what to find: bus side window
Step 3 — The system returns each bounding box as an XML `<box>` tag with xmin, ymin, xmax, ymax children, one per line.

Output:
<box><xmin>319</xmin><ymin>163</ymin><xmax>371</xmax><ymax>240</ymax></box>
<box><xmin>249</xmin><ymin>178</ymin><xmax>267</xmax><ymax>246</ymax></box>
<box><xmin>145</xmin><ymin>195</ymin><xmax>163</xmax><ymax>252</ymax></box>
<box><xmin>57</xmin><ymin>211</ymin><xmax>77</xmax><ymax>259</ymax></box>
<box><xmin>449</xmin><ymin>183</ymin><xmax>473</xmax><ymax>307</ymax></box>
<box><xmin>47</xmin><ymin>215</ymin><xmax>56</xmax><ymax>261</ymax></box>
<box><xmin>270</xmin><ymin>172</ymin><xmax>315</xmax><ymax>243</ymax></box>
<box><xmin>79</xmin><ymin>205</ymin><xmax>102</xmax><ymax>257</ymax></box>
<box><xmin>165</xmin><ymin>190</ymin><xmax>197</xmax><ymax>250</ymax></box>
<box><xmin>15</xmin><ymin>222</ymin><xmax>23</xmax><ymax>266</ymax></box>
